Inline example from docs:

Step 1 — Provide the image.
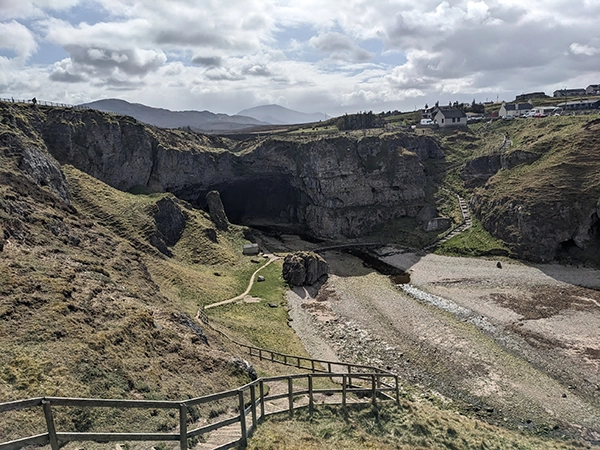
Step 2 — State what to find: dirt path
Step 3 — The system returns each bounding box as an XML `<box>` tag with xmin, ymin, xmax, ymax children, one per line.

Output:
<box><xmin>205</xmin><ymin>255</ymin><xmax>279</xmax><ymax>309</ymax></box>
<box><xmin>287</xmin><ymin>249</ymin><xmax>600</xmax><ymax>444</ymax></box>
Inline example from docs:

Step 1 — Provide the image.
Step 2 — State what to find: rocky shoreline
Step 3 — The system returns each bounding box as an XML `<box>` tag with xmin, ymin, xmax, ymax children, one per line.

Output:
<box><xmin>286</xmin><ymin>248</ymin><xmax>600</xmax><ymax>445</ymax></box>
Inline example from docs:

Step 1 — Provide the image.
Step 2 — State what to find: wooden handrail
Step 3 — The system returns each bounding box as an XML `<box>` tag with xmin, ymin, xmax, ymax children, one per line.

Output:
<box><xmin>0</xmin><ymin>372</ymin><xmax>400</xmax><ymax>450</ymax></box>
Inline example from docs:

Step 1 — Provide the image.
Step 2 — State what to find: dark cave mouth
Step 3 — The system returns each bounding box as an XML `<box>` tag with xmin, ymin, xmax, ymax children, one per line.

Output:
<box><xmin>211</xmin><ymin>176</ymin><xmax>309</xmax><ymax>232</ymax></box>
<box><xmin>556</xmin><ymin>212</ymin><xmax>600</xmax><ymax>266</ymax></box>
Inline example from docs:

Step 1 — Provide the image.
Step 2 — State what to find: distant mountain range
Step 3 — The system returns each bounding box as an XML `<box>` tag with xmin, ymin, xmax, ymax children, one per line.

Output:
<box><xmin>237</xmin><ymin>104</ymin><xmax>328</xmax><ymax>125</ymax></box>
<box><xmin>79</xmin><ymin>99</ymin><xmax>267</xmax><ymax>133</ymax></box>
<box><xmin>79</xmin><ymin>99</ymin><xmax>328</xmax><ymax>133</ymax></box>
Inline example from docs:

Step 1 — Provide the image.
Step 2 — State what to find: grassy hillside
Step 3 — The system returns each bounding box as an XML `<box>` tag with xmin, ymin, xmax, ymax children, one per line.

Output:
<box><xmin>2</xmin><ymin>102</ymin><xmax>598</xmax><ymax>448</ymax></box>
<box><xmin>249</xmin><ymin>403</ymin><xmax>588</xmax><ymax>450</ymax></box>
<box><xmin>0</xmin><ymin>104</ymin><xmax>305</xmax><ymax>443</ymax></box>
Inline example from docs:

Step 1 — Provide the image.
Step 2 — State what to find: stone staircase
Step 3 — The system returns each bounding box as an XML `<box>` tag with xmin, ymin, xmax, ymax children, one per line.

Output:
<box><xmin>424</xmin><ymin>190</ymin><xmax>472</xmax><ymax>251</ymax></box>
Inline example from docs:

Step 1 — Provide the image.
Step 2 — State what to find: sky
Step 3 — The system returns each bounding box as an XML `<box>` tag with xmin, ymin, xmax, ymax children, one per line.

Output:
<box><xmin>1</xmin><ymin>0</ymin><xmax>599</xmax><ymax>117</ymax></box>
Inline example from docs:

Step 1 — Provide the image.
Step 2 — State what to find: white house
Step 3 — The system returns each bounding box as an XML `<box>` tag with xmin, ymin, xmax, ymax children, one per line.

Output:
<box><xmin>499</xmin><ymin>102</ymin><xmax>533</xmax><ymax>118</ymax></box>
<box><xmin>433</xmin><ymin>108</ymin><xmax>467</xmax><ymax>127</ymax></box>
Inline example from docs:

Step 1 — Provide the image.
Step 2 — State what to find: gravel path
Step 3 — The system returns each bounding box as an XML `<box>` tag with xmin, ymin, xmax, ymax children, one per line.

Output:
<box><xmin>287</xmin><ymin>249</ymin><xmax>600</xmax><ymax>444</ymax></box>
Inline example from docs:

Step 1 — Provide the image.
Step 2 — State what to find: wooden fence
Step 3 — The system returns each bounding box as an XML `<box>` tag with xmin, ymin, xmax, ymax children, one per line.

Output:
<box><xmin>0</xmin><ymin>371</ymin><xmax>400</xmax><ymax>450</ymax></box>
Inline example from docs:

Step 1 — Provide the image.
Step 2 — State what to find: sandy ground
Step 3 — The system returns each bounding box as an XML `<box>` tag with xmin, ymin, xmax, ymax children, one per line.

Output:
<box><xmin>286</xmin><ymin>248</ymin><xmax>600</xmax><ymax>444</ymax></box>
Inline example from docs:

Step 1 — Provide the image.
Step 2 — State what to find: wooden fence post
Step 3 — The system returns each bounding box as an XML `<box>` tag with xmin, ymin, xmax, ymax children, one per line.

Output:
<box><xmin>179</xmin><ymin>403</ymin><xmax>188</xmax><ymax>450</ymax></box>
<box><xmin>287</xmin><ymin>377</ymin><xmax>294</xmax><ymax>418</ymax></box>
<box><xmin>342</xmin><ymin>375</ymin><xmax>347</xmax><ymax>409</ymax></box>
<box><xmin>238</xmin><ymin>390</ymin><xmax>248</xmax><ymax>448</ymax></box>
<box><xmin>259</xmin><ymin>380</ymin><xmax>265</xmax><ymax>420</ymax></box>
<box><xmin>308</xmin><ymin>375</ymin><xmax>314</xmax><ymax>415</ymax></box>
<box><xmin>395</xmin><ymin>375</ymin><xmax>401</xmax><ymax>406</ymax></box>
<box><xmin>250</xmin><ymin>384</ymin><xmax>257</xmax><ymax>430</ymax></box>
<box><xmin>371</xmin><ymin>375</ymin><xmax>377</xmax><ymax>407</ymax></box>
<box><xmin>42</xmin><ymin>400</ymin><xmax>59</xmax><ymax>450</ymax></box>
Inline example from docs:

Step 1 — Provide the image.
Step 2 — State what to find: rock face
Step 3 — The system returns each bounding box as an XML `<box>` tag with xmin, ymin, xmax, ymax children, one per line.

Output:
<box><xmin>461</xmin><ymin>151</ymin><xmax>540</xmax><ymax>187</ymax></box>
<box><xmin>282</xmin><ymin>251</ymin><xmax>329</xmax><ymax>286</ymax></box>
<box><xmin>18</xmin><ymin>145</ymin><xmax>72</xmax><ymax>205</ymax></box>
<box><xmin>206</xmin><ymin>190</ymin><xmax>229</xmax><ymax>231</ymax></box>
<box><xmin>147</xmin><ymin>196</ymin><xmax>188</xmax><ymax>256</ymax></box>
<box><xmin>19</xmin><ymin>106</ymin><xmax>444</xmax><ymax>239</ymax></box>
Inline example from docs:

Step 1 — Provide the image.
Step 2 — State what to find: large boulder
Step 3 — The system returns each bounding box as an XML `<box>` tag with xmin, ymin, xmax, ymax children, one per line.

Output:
<box><xmin>282</xmin><ymin>251</ymin><xmax>328</xmax><ymax>286</ymax></box>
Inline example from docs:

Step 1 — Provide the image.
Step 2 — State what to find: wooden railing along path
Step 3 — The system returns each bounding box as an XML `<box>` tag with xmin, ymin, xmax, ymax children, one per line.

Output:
<box><xmin>1</xmin><ymin>310</ymin><xmax>400</xmax><ymax>450</ymax></box>
<box><xmin>0</xmin><ymin>370</ymin><xmax>400</xmax><ymax>450</ymax></box>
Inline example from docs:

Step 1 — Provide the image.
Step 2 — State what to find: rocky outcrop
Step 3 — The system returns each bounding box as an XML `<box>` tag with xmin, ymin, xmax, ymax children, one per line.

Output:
<box><xmin>147</xmin><ymin>196</ymin><xmax>188</xmax><ymax>256</ymax></box>
<box><xmin>462</xmin><ymin>151</ymin><xmax>540</xmax><ymax>187</ymax></box>
<box><xmin>206</xmin><ymin>190</ymin><xmax>229</xmax><ymax>231</ymax></box>
<box><xmin>461</xmin><ymin>154</ymin><xmax>502</xmax><ymax>187</ymax></box>
<box><xmin>18</xmin><ymin>145</ymin><xmax>72</xmax><ymax>205</ymax></box>
<box><xmin>34</xmin><ymin>107</ymin><xmax>442</xmax><ymax>239</ymax></box>
<box><xmin>282</xmin><ymin>251</ymin><xmax>329</xmax><ymax>286</ymax></box>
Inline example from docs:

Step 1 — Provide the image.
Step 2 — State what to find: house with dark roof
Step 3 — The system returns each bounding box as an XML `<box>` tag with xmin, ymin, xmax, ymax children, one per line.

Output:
<box><xmin>553</xmin><ymin>88</ymin><xmax>586</xmax><ymax>97</ymax></box>
<box><xmin>499</xmin><ymin>102</ymin><xmax>533</xmax><ymax>118</ymax></box>
<box><xmin>557</xmin><ymin>99</ymin><xmax>600</xmax><ymax>111</ymax></box>
<box><xmin>586</xmin><ymin>84</ymin><xmax>600</xmax><ymax>95</ymax></box>
<box><xmin>432</xmin><ymin>107</ymin><xmax>467</xmax><ymax>127</ymax></box>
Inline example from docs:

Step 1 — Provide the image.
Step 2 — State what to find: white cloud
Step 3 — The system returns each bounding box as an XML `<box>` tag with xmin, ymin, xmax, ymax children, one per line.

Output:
<box><xmin>1</xmin><ymin>0</ymin><xmax>600</xmax><ymax>115</ymax></box>
<box><xmin>0</xmin><ymin>21</ymin><xmax>38</xmax><ymax>61</ymax></box>
<box><xmin>570</xmin><ymin>42</ymin><xmax>600</xmax><ymax>56</ymax></box>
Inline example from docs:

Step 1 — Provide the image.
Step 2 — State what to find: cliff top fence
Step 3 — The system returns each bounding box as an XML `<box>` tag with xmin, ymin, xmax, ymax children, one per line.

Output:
<box><xmin>0</xmin><ymin>98</ymin><xmax>89</xmax><ymax>110</ymax></box>
<box><xmin>0</xmin><ymin>370</ymin><xmax>400</xmax><ymax>450</ymax></box>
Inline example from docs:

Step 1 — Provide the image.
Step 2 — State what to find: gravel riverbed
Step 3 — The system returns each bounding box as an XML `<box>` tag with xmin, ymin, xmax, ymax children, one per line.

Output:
<box><xmin>287</xmin><ymin>248</ymin><xmax>600</xmax><ymax>444</ymax></box>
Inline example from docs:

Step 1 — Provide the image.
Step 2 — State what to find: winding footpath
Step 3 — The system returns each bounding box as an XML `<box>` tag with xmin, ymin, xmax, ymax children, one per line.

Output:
<box><xmin>204</xmin><ymin>251</ymin><xmax>280</xmax><ymax>310</ymax></box>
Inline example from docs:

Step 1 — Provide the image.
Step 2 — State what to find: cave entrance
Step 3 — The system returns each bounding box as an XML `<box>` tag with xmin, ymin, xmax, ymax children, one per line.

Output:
<box><xmin>215</xmin><ymin>176</ymin><xmax>308</xmax><ymax>232</ymax></box>
<box><xmin>556</xmin><ymin>212</ymin><xmax>600</xmax><ymax>266</ymax></box>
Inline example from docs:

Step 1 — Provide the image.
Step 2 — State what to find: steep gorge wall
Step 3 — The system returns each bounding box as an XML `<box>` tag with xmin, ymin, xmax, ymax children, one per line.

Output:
<box><xmin>32</xmin><ymin>107</ymin><xmax>442</xmax><ymax>238</ymax></box>
<box><xmin>468</xmin><ymin>119</ymin><xmax>600</xmax><ymax>263</ymax></box>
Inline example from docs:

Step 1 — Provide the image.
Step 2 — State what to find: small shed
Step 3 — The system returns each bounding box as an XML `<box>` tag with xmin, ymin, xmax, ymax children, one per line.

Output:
<box><xmin>243</xmin><ymin>243</ymin><xmax>260</xmax><ymax>256</ymax></box>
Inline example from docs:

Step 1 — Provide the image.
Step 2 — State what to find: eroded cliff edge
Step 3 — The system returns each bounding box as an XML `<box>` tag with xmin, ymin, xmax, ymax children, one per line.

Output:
<box><xmin>8</xmin><ymin>104</ymin><xmax>443</xmax><ymax>239</ymax></box>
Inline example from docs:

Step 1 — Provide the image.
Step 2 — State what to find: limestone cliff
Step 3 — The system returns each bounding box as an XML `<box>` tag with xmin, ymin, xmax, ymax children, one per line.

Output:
<box><xmin>21</xmin><ymin>106</ymin><xmax>442</xmax><ymax>239</ymax></box>
<box><xmin>469</xmin><ymin>119</ymin><xmax>600</xmax><ymax>263</ymax></box>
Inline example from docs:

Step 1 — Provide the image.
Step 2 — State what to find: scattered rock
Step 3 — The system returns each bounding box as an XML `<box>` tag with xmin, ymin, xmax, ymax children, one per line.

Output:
<box><xmin>171</xmin><ymin>312</ymin><xmax>208</xmax><ymax>346</ymax></box>
<box><xmin>229</xmin><ymin>357</ymin><xmax>257</xmax><ymax>380</ymax></box>
<box><xmin>497</xmin><ymin>261</ymin><xmax>503</xmax><ymax>269</ymax></box>
<box><xmin>213</xmin><ymin>272</ymin><xmax>221</xmax><ymax>276</ymax></box>
<box><xmin>206</xmin><ymin>190</ymin><xmax>229</xmax><ymax>231</ymax></box>
<box><xmin>282</xmin><ymin>251</ymin><xmax>328</xmax><ymax>286</ymax></box>
<box><xmin>257</xmin><ymin>275</ymin><xmax>265</xmax><ymax>282</ymax></box>
<box><xmin>251</xmin><ymin>258</ymin><xmax>261</xmax><ymax>264</ymax></box>
<box><xmin>268</xmin><ymin>303</ymin><xmax>278</xmax><ymax>308</ymax></box>
<box><xmin>204</xmin><ymin>227</ymin><xmax>218</xmax><ymax>243</ymax></box>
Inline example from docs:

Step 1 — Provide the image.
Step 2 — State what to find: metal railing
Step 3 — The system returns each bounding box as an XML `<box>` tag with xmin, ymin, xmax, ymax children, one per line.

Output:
<box><xmin>0</xmin><ymin>371</ymin><xmax>400</xmax><ymax>450</ymax></box>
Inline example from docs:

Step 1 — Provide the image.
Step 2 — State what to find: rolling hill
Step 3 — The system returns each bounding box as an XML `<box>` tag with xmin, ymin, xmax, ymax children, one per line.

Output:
<box><xmin>80</xmin><ymin>98</ymin><xmax>268</xmax><ymax>133</ymax></box>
